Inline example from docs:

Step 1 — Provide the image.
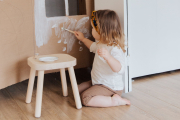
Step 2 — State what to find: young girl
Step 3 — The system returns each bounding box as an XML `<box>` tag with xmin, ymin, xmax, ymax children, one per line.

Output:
<box><xmin>74</xmin><ymin>10</ymin><xmax>131</xmax><ymax>107</ymax></box>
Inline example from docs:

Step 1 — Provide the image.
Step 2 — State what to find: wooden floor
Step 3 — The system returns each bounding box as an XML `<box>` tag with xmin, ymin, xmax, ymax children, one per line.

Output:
<box><xmin>0</xmin><ymin>68</ymin><xmax>180</xmax><ymax>120</ymax></box>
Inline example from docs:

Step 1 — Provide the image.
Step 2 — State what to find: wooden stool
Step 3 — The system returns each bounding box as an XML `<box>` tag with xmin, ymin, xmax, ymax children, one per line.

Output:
<box><xmin>25</xmin><ymin>54</ymin><xmax>82</xmax><ymax>118</ymax></box>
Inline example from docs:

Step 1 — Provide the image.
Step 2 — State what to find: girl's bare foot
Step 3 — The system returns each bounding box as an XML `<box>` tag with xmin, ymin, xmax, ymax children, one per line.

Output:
<box><xmin>111</xmin><ymin>94</ymin><xmax>131</xmax><ymax>106</ymax></box>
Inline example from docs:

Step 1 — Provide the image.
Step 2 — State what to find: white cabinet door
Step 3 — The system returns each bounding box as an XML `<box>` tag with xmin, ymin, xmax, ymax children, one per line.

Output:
<box><xmin>128</xmin><ymin>0</ymin><xmax>180</xmax><ymax>79</ymax></box>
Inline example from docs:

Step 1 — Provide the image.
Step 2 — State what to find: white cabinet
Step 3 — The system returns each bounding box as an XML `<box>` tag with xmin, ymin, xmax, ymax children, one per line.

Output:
<box><xmin>95</xmin><ymin>0</ymin><xmax>180</xmax><ymax>93</ymax></box>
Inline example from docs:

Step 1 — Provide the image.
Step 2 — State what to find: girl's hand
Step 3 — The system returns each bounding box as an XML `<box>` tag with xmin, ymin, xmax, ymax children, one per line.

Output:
<box><xmin>97</xmin><ymin>48</ymin><xmax>111</xmax><ymax>61</ymax></box>
<box><xmin>74</xmin><ymin>31</ymin><xmax>85</xmax><ymax>42</ymax></box>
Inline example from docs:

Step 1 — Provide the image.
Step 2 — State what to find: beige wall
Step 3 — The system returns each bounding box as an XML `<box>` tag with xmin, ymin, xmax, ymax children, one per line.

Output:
<box><xmin>0</xmin><ymin>0</ymin><xmax>94</xmax><ymax>89</ymax></box>
<box><xmin>95</xmin><ymin>0</ymin><xmax>124</xmax><ymax>30</ymax></box>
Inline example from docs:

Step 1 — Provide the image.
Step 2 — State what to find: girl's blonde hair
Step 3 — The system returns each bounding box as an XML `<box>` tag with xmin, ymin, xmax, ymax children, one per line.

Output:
<box><xmin>94</xmin><ymin>10</ymin><xmax>126</xmax><ymax>53</ymax></box>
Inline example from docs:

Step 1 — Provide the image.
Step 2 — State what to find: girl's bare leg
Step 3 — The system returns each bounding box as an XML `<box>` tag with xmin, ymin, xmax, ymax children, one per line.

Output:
<box><xmin>86</xmin><ymin>94</ymin><xmax>130</xmax><ymax>107</ymax></box>
<box><xmin>78</xmin><ymin>80</ymin><xmax>92</xmax><ymax>94</ymax></box>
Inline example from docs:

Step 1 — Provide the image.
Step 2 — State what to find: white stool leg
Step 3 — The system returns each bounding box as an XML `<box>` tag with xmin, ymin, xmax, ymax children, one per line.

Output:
<box><xmin>35</xmin><ymin>70</ymin><xmax>44</xmax><ymax>118</ymax></box>
<box><xmin>60</xmin><ymin>68</ymin><xmax>68</xmax><ymax>96</ymax></box>
<box><xmin>26</xmin><ymin>68</ymin><xmax>36</xmax><ymax>103</ymax></box>
<box><xmin>68</xmin><ymin>67</ymin><xmax>82</xmax><ymax>109</ymax></box>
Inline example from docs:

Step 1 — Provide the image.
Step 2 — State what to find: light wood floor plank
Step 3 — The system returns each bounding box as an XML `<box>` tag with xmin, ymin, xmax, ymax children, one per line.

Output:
<box><xmin>150</xmin><ymin>74</ymin><xmax>180</xmax><ymax>93</ymax></box>
<box><xmin>7</xmin><ymin>82</ymin><xmax>54</xmax><ymax>120</ymax></box>
<box><xmin>167</xmin><ymin>70</ymin><xmax>180</xmax><ymax>81</ymax></box>
<box><xmin>101</xmin><ymin>104</ymin><xmax>158</xmax><ymax>120</ymax></box>
<box><xmin>122</xmin><ymin>87</ymin><xmax>180</xmax><ymax>120</ymax></box>
<box><xmin>132</xmin><ymin>75</ymin><xmax>180</xmax><ymax>109</ymax></box>
<box><xmin>7</xmin><ymin>80</ymin><xmax>71</xmax><ymax>120</ymax></box>
<box><xmin>0</xmin><ymin>89</ymin><xmax>28</xmax><ymax>120</ymax></box>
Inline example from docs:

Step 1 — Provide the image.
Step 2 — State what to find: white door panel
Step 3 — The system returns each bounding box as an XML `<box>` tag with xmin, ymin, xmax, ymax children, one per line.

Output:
<box><xmin>128</xmin><ymin>0</ymin><xmax>180</xmax><ymax>78</ymax></box>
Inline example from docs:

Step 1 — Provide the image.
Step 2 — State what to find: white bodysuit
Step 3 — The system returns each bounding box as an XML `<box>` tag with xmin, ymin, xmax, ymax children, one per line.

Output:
<box><xmin>90</xmin><ymin>42</ymin><xmax>125</xmax><ymax>90</ymax></box>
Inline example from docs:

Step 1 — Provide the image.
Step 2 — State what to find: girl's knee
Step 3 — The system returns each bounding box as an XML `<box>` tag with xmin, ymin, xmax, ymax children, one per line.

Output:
<box><xmin>78</xmin><ymin>80</ymin><xmax>92</xmax><ymax>94</ymax></box>
<box><xmin>85</xmin><ymin>80</ymin><xmax>92</xmax><ymax>87</ymax></box>
<box><xmin>81</xmin><ymin>90</ymin><xmax>93</xmax><ymax>106</ymax></box>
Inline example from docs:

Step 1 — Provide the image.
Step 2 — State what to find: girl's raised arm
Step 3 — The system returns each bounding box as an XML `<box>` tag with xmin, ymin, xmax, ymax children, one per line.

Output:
<box><xmin>74</xmin><ymin>31</ymin><xmax>93</xmax><ymax>49</ymax></box>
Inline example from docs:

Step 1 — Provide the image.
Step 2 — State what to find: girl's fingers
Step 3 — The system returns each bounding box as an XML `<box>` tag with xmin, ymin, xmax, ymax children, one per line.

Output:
<box><xmin>99</xmin><ymin>49</ymin><xmax>106</xmax><ymax>54</ymax></box>
<box><xmin>98</xmin><ymin>52</ymin><xmax>104</xmax><ymax>56</ymax></box>
<box><xmin>98</xmin><ymin>51</ymin><xmax>102</xmax><ymax>55</ymax></box>
<box><xmin>98</xmin><ymin>49</ymin><xmax>102</xmax><ymax>52</ymax></box>
<box><xmin>74</xmin><ymin>31</ymin><xmax>78</xmax><ymax>35</ymax></box>
<box><xmin>98</xmin><ymin>49</ymin><xmax>106</xmax><ymax>54</ymax></box>
<box><xmin>74</xmin><ymin>32</ymin><xmax>77</xmax><ymax>36</ymax></box>
<box><xmin>75</xmin><ymin>33</ymin><xmax>79</xmax><ymax>37</ymax></box>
